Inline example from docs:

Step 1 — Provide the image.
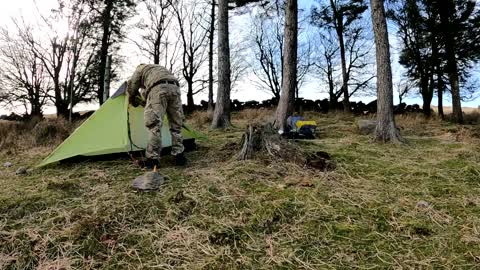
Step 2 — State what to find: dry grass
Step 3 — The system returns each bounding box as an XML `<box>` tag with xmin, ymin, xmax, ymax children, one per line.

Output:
<box><xmin>234</xmin><ymin>109</ymin><xmax>275</xmax><ymax>123</ymax></box>
<box><xmin>462</xmin><ymin>110</ymin><xmax>480</xmax><ymax>125</ymax></box>
<box><xmin>0</xmin><ymin>118</ymin><xmax>75</xmax><ymax>154</ymax></box>
<box><xmin>188</xmin><ymin>111</ymin><xmax>212</xmax><ymax>128</ymax></box>
<box><xmin>430</xmin><ymin>106</ymin><xmax>480</xmax><ymax>125</ymax></box>
<box><xmin>1</xmin><ymin>111</ymin><xmax>480</xmax><ymax>269</ymax></box>
<box><xmin>432</xmin><ymin>106</ymin><xmax>479</xmax><ymax>114</ymax></box>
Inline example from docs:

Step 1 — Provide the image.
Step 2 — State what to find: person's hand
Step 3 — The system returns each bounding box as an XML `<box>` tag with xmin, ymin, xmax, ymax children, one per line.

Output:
<box><xmin>129</xmin><ymin>94</ymin><xmax>140</xmax><ymax>107</ymax></box>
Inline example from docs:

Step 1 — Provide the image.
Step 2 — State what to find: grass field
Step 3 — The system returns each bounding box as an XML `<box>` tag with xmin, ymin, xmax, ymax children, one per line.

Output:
<box><xmin>1</xmin><ymin>111</ymin><xmax>480</xmax><ymax>269</ymax></box>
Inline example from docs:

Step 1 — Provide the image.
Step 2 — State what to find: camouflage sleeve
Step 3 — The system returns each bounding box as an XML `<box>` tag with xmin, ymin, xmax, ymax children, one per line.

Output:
<box><xmin>126</xmin><ymin>66</ymin><xmax>142</xmax><ymax>97</ymax></box>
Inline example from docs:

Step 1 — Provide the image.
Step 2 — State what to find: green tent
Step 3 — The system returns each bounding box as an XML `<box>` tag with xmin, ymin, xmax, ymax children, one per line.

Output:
<box><xmin>38</xmin><ymin>85</ymin><xmax>202</xmax><ymax>167</ymax></box>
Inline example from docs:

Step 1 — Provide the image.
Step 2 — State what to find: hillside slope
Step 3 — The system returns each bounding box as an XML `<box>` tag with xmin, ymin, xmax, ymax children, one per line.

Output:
<box><xmin>1</xmin><ymin>111</ymin><xmax>480</xmax><ymax>269</ymax></box>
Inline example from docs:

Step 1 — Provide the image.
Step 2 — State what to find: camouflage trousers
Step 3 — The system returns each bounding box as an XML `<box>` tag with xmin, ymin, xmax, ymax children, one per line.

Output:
<box><xmin>144</xmin><ymin>84</ymin><xmax>184</xmax><ymax>159</ymax></box>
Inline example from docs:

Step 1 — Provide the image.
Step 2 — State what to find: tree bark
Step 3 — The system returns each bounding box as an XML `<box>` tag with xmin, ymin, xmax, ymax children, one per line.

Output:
<box><xmin>56</xmin><ymin>102</ymin><xmax>69</xmax><ymax>119</ymax></box>
<box><xmin>30</xmin><ymin>100</ymin><xmax>43</xmax><ymax>118</ymax></box>
<box><xmin>328</xmin><ymin>0</ymin><xmax>350</xmax><ymax>113</ymax></box>
<box><xmin>422</xmin><ymin>74</ymin><xmax>434</xmax><ymax>117</ymax></box>
<box><xmin>103</xmin><ymin>54</ymin><xmax>112</xmax><ymax>103</ymax></box>
<box><xmin>98</xmin><ymin>0</ymin><xmax>113</xmax><ymax>105</ymax></box>
<box><xmin>274</xmin><ymin>0</ymin><xmax>297</xmax><ymax>131</ymax></box>
<box><xmin>337</xmin><ymin>25</ymin><xmax>350</xmax><ymax>113</ymax></box>
<box><xmin>370</xmin><ymin>0</ymin><xmax>403</xmax><ymax>143</ymax></box>
<box><xmin>437</xmin><ymin>70</ymin><xmax>444</xmax><ymax>119</ymax></box>
<box><xmin>326</xmin><ymin>53</ymin><xmax>337</xmax><ymax>111</ymax></box>
<box><xmin>422</xmin><ymin>93</ymin><xmax>432</xmax><ymax>117</ymax></box>
<box><xmin>186</xmin><ymin>80</ymin><xmax>195</xmax><ymax>113</ymax></box>
<box><xmin>153</xmin><ymin>38</ymin><xmax>160</xmax><ymax>64</ymax></box>
<box><xmin>328</xmin><ymin>78</ymin><xmax>337</xmax><ymax>111</ymax></box>
<box><xmin>211</xmin><ymin>0</ymin><xmax>231</xmax><ymax>128</ymax></box>
<box><xmin>207</xmin><ymin>0</ymin><xmax>215</xmax><ymax>114</ymax></box>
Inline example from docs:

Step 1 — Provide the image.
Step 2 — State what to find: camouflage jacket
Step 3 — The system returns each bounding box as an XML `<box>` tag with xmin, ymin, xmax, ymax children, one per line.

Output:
<box><xmin>127</xmin><ymin>64</ymin><xmax>177</xmax><ymax>98</ymax></box>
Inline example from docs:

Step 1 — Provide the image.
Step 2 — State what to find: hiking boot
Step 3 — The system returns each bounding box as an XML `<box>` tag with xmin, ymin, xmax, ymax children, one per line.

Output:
<box><xmin>143</xmin><ymin>158</ymin><xmax>160</xmax><ymax>170</ymax></box>
<box><xmin>174</xmin><ymin>153</ymin><xmax>187</xmax><ymax>166</ymax></box>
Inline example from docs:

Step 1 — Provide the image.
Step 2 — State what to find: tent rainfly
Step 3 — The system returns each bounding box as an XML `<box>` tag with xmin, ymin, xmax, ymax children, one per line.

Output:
<box><xmin>38</xmin><ymin>83</ymin><xmax>203</xmax><ymax>167</ymax></box>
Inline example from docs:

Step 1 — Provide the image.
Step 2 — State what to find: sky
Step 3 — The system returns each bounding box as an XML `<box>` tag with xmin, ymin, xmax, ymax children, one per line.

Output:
<box><xmin>0</xmin><ymin>0</ymin><xmax>478</xmax><ymax>115</ymax></box>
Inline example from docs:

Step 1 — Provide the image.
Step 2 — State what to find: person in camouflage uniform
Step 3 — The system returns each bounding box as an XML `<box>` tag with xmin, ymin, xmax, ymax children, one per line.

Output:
<box><xmin>127</xmin><ymin>64</ymin><xmax>187</xmax><ymax>168</ymax></box>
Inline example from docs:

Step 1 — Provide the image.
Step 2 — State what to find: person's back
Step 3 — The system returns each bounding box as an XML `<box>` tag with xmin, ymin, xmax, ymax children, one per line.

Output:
<box><xmin>137</xmin><ymin>64</ymin><xmax>177</xmax><ymax>91</ymax></box>
<box><xmin>127</xmin><ymin>64</ymin><xmax>186</xmax><ymax>168</ymax></box>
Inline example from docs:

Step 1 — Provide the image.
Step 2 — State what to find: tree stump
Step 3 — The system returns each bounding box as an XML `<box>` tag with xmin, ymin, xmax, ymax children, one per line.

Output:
<box><xmin>237</xmin><ymin>124</ymin><xmax>335</xmax><ymax>171</ymax></box>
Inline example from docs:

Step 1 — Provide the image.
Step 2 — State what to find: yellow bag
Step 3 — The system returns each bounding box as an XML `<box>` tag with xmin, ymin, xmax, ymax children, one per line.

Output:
<box><xmin>295</xmin><ymin>120</ymin><xmax>317</xmax><ymax>129</ymax></box>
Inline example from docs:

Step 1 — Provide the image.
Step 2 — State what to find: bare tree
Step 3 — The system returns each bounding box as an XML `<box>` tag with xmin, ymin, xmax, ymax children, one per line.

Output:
<box><xmin>170</xmin><ymin>0</ymin><xmax>209</xmax><ymax>112</ymax></box>
<box><xmin>370</xmin><ymin>0</ymin><xmax>403</xmax><ymax>143</ymax></box>
<box><xmin>274</xmin><ymin>0</ymin><xmax>297</xmax><ymax>131</ymax></box>
<box><xmin>314</xmin><ymin>25</ymin><xmax>375</xmax><ymax>110</ymax></box>
<box><xmin>251</xmin><ymin>11</ymin><xmax>313</xmax><ymax>100</ymax></box>
<box><xmin>311</xmin><ymin>0</ymin><xmax>368</xmax><ymax>113</ymax></box>
<box><xmin>26</xmin><ymin>1</ymin><xmax>98</xmax><ymax>118</ymax></box>
<box><xmin>394</xmin><ymin>78</ymin><xmax>415</xmax><ymax>104</ymax></box>
<box><xmin>0</xmin><ymin>22</ymin><xmax>51</xmax><ymax>117</ymax></box>
<box><xmin>207</xmin><ymin>0</ymin><xmax>216</xmax><ymax>113</ymax></box>
<box><xmin>296</xmin><ymin>34</ymin><xmax>314</xmax><ymax>99</ymax></box>
<box><xmin>343</xmin><ymin>26</ymin><xmax>376</xmax><ymax>97</ymax></box>
<box><xmin>313</xmin><ymin>29</ymin><xmax>341</xmax><ymax>109</ymax></box>
<box><xmin>251</xmin><ymin>16</ymin><xmax>283</xmax><ymax>99</ymax></box>
<box><xmin>133</xmin><ymin>0</ymin><xmax>180</xmax><ymax>68</ymax></box>
<box><xmin>230</xmin><ymin>38</ymin><xmax>249</xmax><ymax>91</ymax></box>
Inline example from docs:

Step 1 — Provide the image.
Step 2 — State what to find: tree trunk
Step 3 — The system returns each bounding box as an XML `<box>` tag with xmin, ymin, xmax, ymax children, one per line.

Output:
<box><xmin>103</xmin><ymin>55</ymin><xmax>112</xmax><ymax>103</ymax></box>
<box><xmin>370</xmin><ymin>0</ymin><xmax>403</xmax><ymax>143</ymax></box>
<box><xmin>56</xmin><ymin>102</ymin><xmax>69</xmax><ymax>119</ymax></box>
<box><xmin>437</xmin><ymin>70</ymin><xmax>444</xmax><ymax>119</ymax></box>
<box><xmin>337</xmin><ymin>26</ymin><xmax>350</xmax><ymax>113</ymax></box>
<box><xmin>448</xmin><ymin>71</ymin><xmax>463</xmax><ymax>123</ymax></box>
<box><xmin>419</xmin><ymin>76</ymin><xmax>429</xmax><ymax>116</ymax></box>
<box><xmin>422</xmin><ymin>93</ymin><xmax>432</xmax><ymax>117</ymax></box>
<box><xmin>274</xmin><ymin>0</ymin><xmax>297</xmax><ymax>131</ymax></box>
<box><xmin>98</xmin><ymin>0</ymin><xmax>113</xmax><ymax>105</ymax></box>
<box><xmin>186</xmin><ymin>81</ymin><xmax>195</xmax><ymax>113</ymax></box>
<box><xmin>54</xmin><ymin>77</ymin><xmax>64</xmax><ymax>118</ymax></box>
<box><xmin>208</xmin><ymin>0</ymin><xmax>215</xmax><ymax>114</ymax></box>
<box><xmin>327</xmin><ymin>63</ymin><xmax>336</xmax><ymax>111</ymax></box>
<box><xmin>211</xmin><ymin>0</ymin><xmax>231</xmax><ymax>128</ymax></box>
<box><xmin>422</xmin><ymin>75</ymin><xmax>434</xmax><ymax>117</ymax></box>
<box><xmin>430</xmin><ymin>29</ymin><xmax>442</xmax><ymax>119</ymax></box>
<box><xmin>30</xmin><ymin>101</ymin><xmax>43</xmax><ymax>118</ymax></box>
<box><xmin>438</xmin><ymin>0</ymin><xmax>463</xmax><ymax>123</ymax></box>
<box><xmin>153</xmin><ymin>41</ymin><xmax>160</xmax><ymax>64</ymax></box>
<box><xmin>154</xmin><ymin>31</ymin><xmax>160</xmax><ymax>64</ymax></box>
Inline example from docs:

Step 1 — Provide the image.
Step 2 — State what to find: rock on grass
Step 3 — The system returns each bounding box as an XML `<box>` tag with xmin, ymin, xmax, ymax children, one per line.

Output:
<box><xmin>15</xmin><ymin>167</ymin><xmax>28</xmax><ymax>175</ymax></box>
<box><xmin>356</xmin><ymin>120</ymin><xmax>376</xmax><ymax>135</ymax></box>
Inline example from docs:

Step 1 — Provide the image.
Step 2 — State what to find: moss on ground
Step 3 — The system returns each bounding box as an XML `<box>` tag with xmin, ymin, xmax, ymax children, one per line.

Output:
<box><xmin>1</xmin><ymin>112</ymin><xmax>480</xmax><ymax>269</ymax></box>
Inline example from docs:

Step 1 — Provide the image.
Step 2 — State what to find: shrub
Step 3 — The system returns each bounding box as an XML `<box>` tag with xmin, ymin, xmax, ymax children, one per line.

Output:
<box><xmin>188</xmin><ymin>111</ymin><xmax>211</xmax><ymax>128</ymax></box>
<box><xmin>0</xmin><ymin>118</ymin><xmax>75</xmax><ymax>153</ymax></box>
<box><xmin>32</xmin><ymin>119</ymin><xmax>71</xmax><ymax>146</ymax></box>
<box><xmin>235</xmin><ymin>109</ymin><xmax>274</xmax><ymax>123</ymax></box>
